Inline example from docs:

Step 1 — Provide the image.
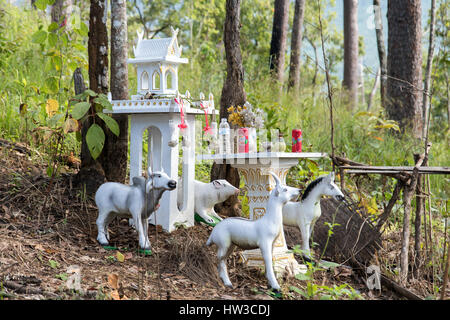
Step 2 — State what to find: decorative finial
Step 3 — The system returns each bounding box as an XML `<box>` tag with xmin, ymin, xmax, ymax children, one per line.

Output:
<box><xmin>170</xmin><ymin>26</ymin><xmax>179</xmax><ymax>38</ymax></box>
<box><xmin>209</xmin><ymin>92</ymin><xmax>214</xmax><ymax>101</ymax></box>
<box><xmin>137</xmin><ymin>29</ymin><xmax>144</xmax><ymax>41</ymax></box>
<box><xmin>185</xmin><ymin>90</ymin><xmax>191</xmax><ymax>99</ymax></box>
<box><xmin>199</xmin><ymin>92</ymin><xmax>205</xmax><ymax>100</ymax></box>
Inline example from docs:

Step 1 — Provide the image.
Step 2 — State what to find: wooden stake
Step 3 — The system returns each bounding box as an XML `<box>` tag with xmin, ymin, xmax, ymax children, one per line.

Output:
<box><xmin>441</xmin><ymin>234</ymin><xmax>450</xmax><ymax>300</ymax></box>
<box><xmin>399</xmin><ymin>144</ymin><xmax>431</xmax><ymax>284</ymax></box>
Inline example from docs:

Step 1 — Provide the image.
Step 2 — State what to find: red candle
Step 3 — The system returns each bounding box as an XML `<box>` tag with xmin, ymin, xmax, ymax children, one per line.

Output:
<box><xmin>292</xmin><ymin>129</ymin><xmax>302</xmax><ymax>152</ymax></box>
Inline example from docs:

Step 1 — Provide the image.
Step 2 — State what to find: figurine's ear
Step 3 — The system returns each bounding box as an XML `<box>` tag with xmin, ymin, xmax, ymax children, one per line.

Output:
<box><xmin>329</xmin><ymin>171</ymin><xmax>335</xmax><ymax>181</ymax></box>
<box><xmin>212</xmin><ymin>180</ymin><xmax>223</xmax><ymax>189</ymax></box>
<box><xmin>147</xmin><ymin>166</ymin><xmax>152</xmax><ymax>177</ymax></box>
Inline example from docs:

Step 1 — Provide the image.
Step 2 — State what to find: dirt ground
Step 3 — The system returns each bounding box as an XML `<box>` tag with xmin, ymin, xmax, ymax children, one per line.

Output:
<box><xmin>0</xmin><ymin>144</ymin><xmax>406</xmax><ymax>300</ymax></box>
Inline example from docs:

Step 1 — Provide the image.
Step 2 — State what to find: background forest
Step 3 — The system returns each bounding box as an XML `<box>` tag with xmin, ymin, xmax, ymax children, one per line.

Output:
<box><xmin>0</xmin><ymin>0</ymin><xmax>448</xmax><ymax>300</ymax></box>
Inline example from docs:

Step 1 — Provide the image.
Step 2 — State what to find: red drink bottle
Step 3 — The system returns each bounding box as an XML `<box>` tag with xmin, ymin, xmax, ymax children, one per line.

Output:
<box><xmin>292</xmin><ymin>129</ymin><xmax>302</xmax><ymax>152</ymax></box>
<box><xmin>238</xmin><ymin>128</ymin><xmax>249</xmax><ymax>153</ymax></box>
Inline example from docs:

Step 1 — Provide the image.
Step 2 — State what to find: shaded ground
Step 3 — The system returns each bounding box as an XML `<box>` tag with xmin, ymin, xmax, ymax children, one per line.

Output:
<box><xmin>0</xmin><ymin>144</ymin><xmax>407</xmax><ymax>300</ymax></box>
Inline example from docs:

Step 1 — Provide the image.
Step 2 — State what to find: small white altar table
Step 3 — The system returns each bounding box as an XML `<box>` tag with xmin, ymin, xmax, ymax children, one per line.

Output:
<box><xmin>197</xmin><ymin>152</ymin><xmax>326</xmax><ymax>276</ymax></box>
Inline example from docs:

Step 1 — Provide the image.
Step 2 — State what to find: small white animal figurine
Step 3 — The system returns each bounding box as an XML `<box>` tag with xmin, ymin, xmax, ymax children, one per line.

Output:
<box><xmin>95</xmin><ymin>166</ymin><xmax>177</xmax><ymax>251</ymax></box>
<box><xmin>206</xmin><ymin>172</ymin><xmax>300</xmax><ymax>290</ymax></box>
<box><xmin>177</xmin><ymin>179</ymin><xmax>240</xmax><ymax>224</ymax></box>
<box><xmin>282</xmin><ymin>172</ymin><xmax>345</xmax><ymax>259</ymax></box>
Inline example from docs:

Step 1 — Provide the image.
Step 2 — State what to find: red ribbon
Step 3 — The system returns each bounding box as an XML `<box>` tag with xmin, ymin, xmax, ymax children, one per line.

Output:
<box><xmin>200</xmin><ymin>103</ymin><xmax>213</xmax><ymax>134</ymax></box>
<box><xmin>174</xmin><ymin>98</ymin><xmax>187</xmax><ymax>130</ymax></box>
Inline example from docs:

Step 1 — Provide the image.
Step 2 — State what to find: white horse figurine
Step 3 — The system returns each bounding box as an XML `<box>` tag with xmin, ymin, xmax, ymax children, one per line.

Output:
<box><xmin>282</xmin><ymin>172</ymin><xmax>345</xmax><ymax>259</ymax></box>
<box><xmin>206</xmin><ymin>172</ymin><xmax>300</xmax><ymax>290</ymax></box>
<box><xmin>95</xmin><ymin>166</ymin><xmax>177</xmax><ymax>251</ymax></box>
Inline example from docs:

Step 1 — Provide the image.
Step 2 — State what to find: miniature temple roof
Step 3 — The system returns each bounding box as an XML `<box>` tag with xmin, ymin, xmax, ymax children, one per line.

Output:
<box><xmin>128</xmin><ymin>27</ymin><xmax>188</xmax><ymax>65</ymax></box>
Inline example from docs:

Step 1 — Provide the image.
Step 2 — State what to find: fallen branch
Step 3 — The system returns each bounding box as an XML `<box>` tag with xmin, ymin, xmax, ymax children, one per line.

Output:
<box><xmin>2</xmin><ymin>280</ymin><xmax>43</xmax><ymax>295</ymax></box>
<box><xmin>380</xmin><ymin>274</ymin><xmax>422</xmax><ymax>300</ymax></box>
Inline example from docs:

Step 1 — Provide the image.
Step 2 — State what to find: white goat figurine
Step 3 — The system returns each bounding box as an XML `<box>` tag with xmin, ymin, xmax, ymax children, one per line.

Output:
<box><xmin>282</xmin><ymin>172</ymin><xmax>345</xmax><ymax>259</ymax></box>
<box><xmin>95</xmin><ymin>166</ymin><xmax>177</xmax><ymax>251</ymax></box>
<box><xmin>206</xmin><ymin>172</ymin><xmax>300</xmax><ymax>290</ymax></box>
<box><xmin>177</xmin><ymin>179</ymin><xmax>240</xmax><ymax>225</ymax></box>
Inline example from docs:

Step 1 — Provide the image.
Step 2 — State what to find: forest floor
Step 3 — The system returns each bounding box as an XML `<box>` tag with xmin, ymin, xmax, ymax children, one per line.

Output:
<box><xmin>0</xmin><ymin>143</ymin><xmax>416</xmax><ymax>300</ymax></box>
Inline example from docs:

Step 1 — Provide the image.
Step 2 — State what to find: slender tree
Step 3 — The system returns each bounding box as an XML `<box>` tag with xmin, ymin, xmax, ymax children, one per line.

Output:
<box><xmin>210</xmin><ymin>0</ymin><xmax>247</xmax><ymax>217</ymax></box>
<box><xmin>373</xmin><ymin>0</ymin><xmax>387</xmax><ymax>109</ymax></box>
<box><xmin>288</xmin><ymin>0</ymin><xmax>306</xmax><ymax>92</ymax></box>
<box><xmin>386</xmin><ymin>0</ymin><xmax>423</xmax><ymax>137</ymax></box>
<box><xmin>101</xmin><ymin>0</ymin><xmax>129</xmax><ymax>183</ymax></box>
<box><xmin>269</xmin><ymin>0</ymin><xmax>290</xmax><ymax>83</ymax></box>
<box><xmin>343</xmin><ymin>0</ymin><xmax>359</xmax><ymax>110</ymax></box>
<box><xmin>422</xmin><ymin>0</ymin><xmax>437</xmax><ymax>137</ymax></box>
<box><xmin>77</xmin><ymin>0</ymin><xmax>109</xmax><ymax>193</ymax></box>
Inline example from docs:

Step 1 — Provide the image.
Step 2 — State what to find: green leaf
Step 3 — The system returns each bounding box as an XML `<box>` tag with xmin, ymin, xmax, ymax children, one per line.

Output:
<box><xmin>46</xmin><ymin>166</ymin><xmax>53</xmax><ymax>177</ymax></box>
<box><xmin>68</xmin><ymin>61</ymin><xmax>78</xmax><ymax>73</ymax></box>
<box><xmin>94</xmin><ymin>94</ymin><xmax>113</xmax><ymax>110</ymax></box>
<box><xmin>84</xmin><ymin>89</ymin><xmax>97</xmax><ymax>97</ymax></box>
<box><xmin>32</xmin><ymin>30</ymin><xmax>47</xmax><ymax>44</ymax></box>
<box><xmin>48</xmin><ymin>32</ymin><xmax>58</xmax><ymax>47</ymax></box>
<box><xmin>51</xmin><ymin>55</ymin><xmax>62</xmax><ymax>71</ymax></box>
<box><xmin>34</xmin><ymin>0</ymin><xmax>48</xmax><ymax>10</ymax></box>
<box><xmin>320</xmin><ymin>294</ymin><xmax>333</xmax><ymax>300</ymax></box>
<box><xmin>48</xmin><ymin>112</ymin><xmax>64</xmax><ymax>127</ymax></box>
<box><xmin>86</xmin><ymin>124</ymin><xmax>105</xmax><ymax>160</ymax></box>
<box><xmin>45</xmin><ymin>76</ymin><xmax>59</xmax><ymax>94</ymax></box>
<box><xmin>76</xmin><ymin>22</ymin><xmax>89</xmax><ymax>37</ymax></box>
<box><xmin>71</xmin><ymin>102</ymin><xmax>91</xmax><ymax>120</ymax></box>
<box><xmin>61</xmin><ymin>32</ymin><xmax>69</xmax><ymax>47</ymax></box>
<box><xmin>55</xmin><ymin>273</ymin><xmax>68</xmax><ymax>281</ymax></box>
<box><xmin>73</xmin><ymin>43</ymin><xmax>86</xmax><ymax>52</ymax></box>
<box><xmin>49</xmin><ymin>259</ymin><xmax>59</xmax><ymax>269</ymax></box>
<box><xmin>48</xmin><ymin>22</ymin><xmax>59</xmax><ymax>32</ymax></box>
<box><xmin>295</xmin><ymin>273</ymin><xmax>313</xmax><ymax>281</ymax></box>
<box><xmin>289</xmin><ymin>286</ymin><xmax>308</xmax><ymax>298</ymax></box>
<box><xmin>97</xmin><ymin>112</ymin><xmax>119</xmax><ymax>137</ymax></box>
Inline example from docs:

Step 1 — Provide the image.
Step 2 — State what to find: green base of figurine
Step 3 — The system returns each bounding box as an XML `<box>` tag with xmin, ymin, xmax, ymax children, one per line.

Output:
<box><xmin>137</xmin><ymin>248</ymin><xmax>152</xmax><ymax>256</ymax></box>
<box><xmin>194</xmin><ymin>213</ymin><xmax>221</xmax><ymax>226</ymax></box>
<box><xmin>103</xmin><ymin>245</ymin><xmax>119</xmax><ymax>251</ymax></box>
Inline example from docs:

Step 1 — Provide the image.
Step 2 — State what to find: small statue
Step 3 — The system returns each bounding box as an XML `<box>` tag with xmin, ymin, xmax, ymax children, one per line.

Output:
<box><xmin>95</xmin><ymin>166</ymin><xmax>177</xmax><ymax>253</ymax></box>
<box><xmin>143</xmin><ymin>92</ymin><xmax>154</xmax><ymax>100</ymax></box>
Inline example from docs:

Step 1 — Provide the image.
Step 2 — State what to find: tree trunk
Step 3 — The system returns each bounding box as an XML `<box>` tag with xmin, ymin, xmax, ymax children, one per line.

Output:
<box><xmin>367</xmin><ymin>68</ymin><xmax>380</xmax><ymax>111</ymax></box>
<box><xmin>359</xmin><ymin>58</ymin><xmax>365</xmax><ymax>106</ymax></box>
<box><xmin>51</xmin><ymin>0</ymin><xmax>72</xmax><ymax>25</ymax></box>
<box><xmin>343</xmin><ymin>0</ymin><xmax>359</xmax><ymax>110</ymax></box>
<box><xmin>210</xmin><ymin>0</ymin><xmax>247</xmax><ymax>217</ymax></box>
<box><xmin>373</xmin><ymin>0</ymin><xmax>387</xmax><ymax>109</ymax></box>
<box><xmin>102</xmin><ymin>0</ymin><xmax>129</xmax><ymax>184</ymax></box>
<box><xmin>422</xmin><ymin>0</ymin><xmax>437</xmax><ymax>138</ymax></box>
<box><xmin>269</xmin><ymin>0</ymin><xmax>290</xmax><ymax>83</ymax></box>
<box><xmin>386</xmin><ymin>0</ymin><xmax>423</xmax><ymax>137</ymax></box>
<box><xmin>77</xmin><ymin>0</ymin><xmax>109</xmax><ymax>194</ymax></box>
<box><xmin>287</xmin><ymin>0</ymin><xmax>306</xmax><ymax>92</ymax></box>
